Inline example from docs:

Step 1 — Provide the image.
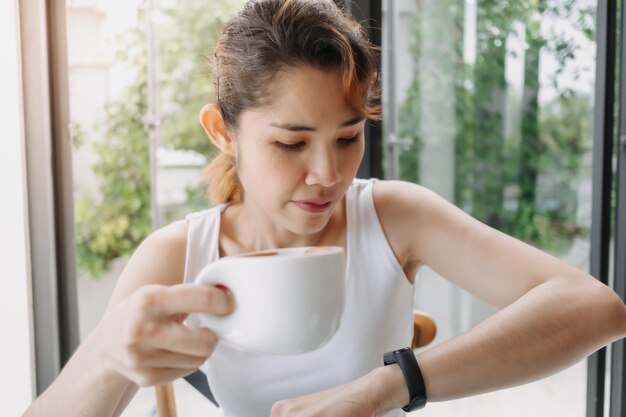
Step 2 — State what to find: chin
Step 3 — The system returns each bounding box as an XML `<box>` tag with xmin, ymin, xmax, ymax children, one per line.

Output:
<box><xmin>274</xmin><ymin>201</ymin><xmax>334</xmax><ymax>237</ymax></box>
<box><xmin>290</xmin><ymin>215</ymin><xmax>330</xmax><ymax>236</ymax></box>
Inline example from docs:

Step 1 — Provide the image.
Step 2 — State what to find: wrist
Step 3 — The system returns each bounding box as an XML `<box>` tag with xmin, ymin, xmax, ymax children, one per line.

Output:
<box><xmin>26</xmin><ymin>330</ymin><xmax>133</xmax><ymax>417</ymax></box>
<box><xmin>82</xmin><ymin>325</ymin><xmax>130</xmax><ymax>387</ymax></box>
<box><xmin>366</xmin><ymin>365</ymin><xmax>410</xmax><ymax>414</ymax></box>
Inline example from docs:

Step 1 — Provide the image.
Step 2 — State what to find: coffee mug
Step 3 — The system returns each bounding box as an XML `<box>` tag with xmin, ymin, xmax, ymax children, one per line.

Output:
<box><xmin>186</xmin><ymin>246</ymin><xmax>345</xmax><ymax>354</ymax></box>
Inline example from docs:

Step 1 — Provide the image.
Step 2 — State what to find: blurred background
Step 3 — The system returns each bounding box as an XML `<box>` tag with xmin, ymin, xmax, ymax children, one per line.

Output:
<box><xmin>3</xmin><ymin>0</ymin><xmax>624</xmax><ymax>416</ymax></box>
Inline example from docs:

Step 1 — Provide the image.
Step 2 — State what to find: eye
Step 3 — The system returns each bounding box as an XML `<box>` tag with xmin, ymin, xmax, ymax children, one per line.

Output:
<box><xmin>337</xmin><ymin>135</ymin><xmax>359</xmax><ymax>146</ymax></box>
<box><xmin>275</xmin><ymin>141</ymin><xmax>305</xmax><ymax>151</ymax></box>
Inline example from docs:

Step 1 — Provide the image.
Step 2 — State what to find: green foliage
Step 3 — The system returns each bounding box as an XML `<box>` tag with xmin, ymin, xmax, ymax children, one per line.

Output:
<box><xmin>74</xmin><ymin>0</ymin><xmax>245</xmax><ymax>277</ymax></box>
<box><xmin>157</xmin><ymin>0</ymin><xmax>244</xmax><ymax>155</ymax></box>
<box><xmin>75</xmin><ymin>62</ymin><xmax>152</xmax><ymax>277</ymax></box>
<box><xmin>397</xmin><ymin>0</ymin><xmax>593</xmax><ymax>254</ymax></box>
<box><xmin>397</xmin><ymin>77</ymin><xmax>421</xmax><ymax>183</ymax></box>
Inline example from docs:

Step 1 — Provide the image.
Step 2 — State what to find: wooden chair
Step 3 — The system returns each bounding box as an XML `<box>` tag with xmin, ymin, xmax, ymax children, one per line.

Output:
<box><xmin>155</xmin><ymin>310</ymin><xmax>437</xmax><ymax>417</ymax></box>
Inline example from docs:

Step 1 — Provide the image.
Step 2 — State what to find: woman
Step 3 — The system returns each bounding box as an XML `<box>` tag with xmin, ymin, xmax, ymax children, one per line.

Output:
<box><xmin>25</xmin><ymin>1</ymin><xmax>626</xmax><ymax>416</ymax></box>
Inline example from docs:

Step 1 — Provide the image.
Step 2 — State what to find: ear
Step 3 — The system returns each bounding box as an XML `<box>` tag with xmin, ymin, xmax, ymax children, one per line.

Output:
<box><xmin>199</xmin><ymin>103</ymin><xmax>234</xmax><ymax>154</ymax></box>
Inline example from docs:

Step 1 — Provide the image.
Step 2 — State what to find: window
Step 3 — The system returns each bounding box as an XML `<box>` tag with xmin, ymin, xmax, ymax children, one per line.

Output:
<box><xmin>382</xmin><ymin>0</ymin><xmax>600</xmax><ymax>415</ymax></box>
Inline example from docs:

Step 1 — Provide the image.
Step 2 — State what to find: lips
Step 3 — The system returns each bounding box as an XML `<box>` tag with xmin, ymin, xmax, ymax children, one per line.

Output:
<box><xmin>292</xmin><ymin>199</ymin><xmax>333</xmax><ymax>213</ymax></box>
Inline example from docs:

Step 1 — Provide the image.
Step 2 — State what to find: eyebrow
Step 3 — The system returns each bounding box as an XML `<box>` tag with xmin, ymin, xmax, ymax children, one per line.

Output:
<box><xmin>270</xmin><ymin>115</ymin><xmax>365</xmax><ymax>132</ymax></box>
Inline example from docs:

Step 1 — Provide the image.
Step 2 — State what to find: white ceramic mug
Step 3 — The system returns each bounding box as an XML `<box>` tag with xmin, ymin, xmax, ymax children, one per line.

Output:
<box><xmin>186</xmin><ymin>246</ymin><xmax>345</xmax><ymax>354</ymax></box>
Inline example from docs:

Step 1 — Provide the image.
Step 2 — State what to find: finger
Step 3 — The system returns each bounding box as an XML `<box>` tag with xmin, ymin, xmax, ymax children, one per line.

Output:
<box><xmin>171</xmin><ymin>312</ymin><xmax>189</xmax><ymax>324</ymax></box>
<box><xmin>155</xmin><ymin>323</ymin><xmax>219</xmax><ymax>357</ymax></box>
<box><xmin>123</xmin><ymin>348</ymin><xmax>209</xmax><ymax>369</ymax></box>
<box><xmin>123</xmin><ymin>313</ymin><xmax>218</xmax><ymax>357</ymax></box>
<box><xmin>108</xmin><ymin>354</ymin><xmax>199</xmax><ymax>387</ymax></box>
<box><xmin>139</xmin><ymin>283</ymin><xmax>235</xmax><ymax>318</ymax></box>
<box><xmin>129</xmin><ymin>366</ymin><xmax>199</xmax><ymax>388</ymax></box>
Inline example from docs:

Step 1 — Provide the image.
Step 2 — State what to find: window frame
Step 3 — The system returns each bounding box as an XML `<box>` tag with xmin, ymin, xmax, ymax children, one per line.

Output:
<box><xmin>339</xmin><ymin>0</ymin><xmax>384</xmax><ymax>179</ymax></box>
<box><xmin>0</xmin><ymin>0</ymin><xmax>36</xmax><ymax>412</ymax></box>
<box><xmin>20</xmin><ymin>0</ymin><xmax>79</xmax><ymax>395</ymax></box>
<box><xmin>588</xmin><ymin>0</ymin><xmax>617</xmax><ymax>415</ymax></box>
<box><xmin>610</xmin><ymin>0</ymin><xmax>626</xmax><ymax>414</ymax></box>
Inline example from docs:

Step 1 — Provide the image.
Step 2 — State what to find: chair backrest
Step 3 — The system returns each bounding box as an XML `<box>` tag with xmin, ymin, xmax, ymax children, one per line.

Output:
<box><xmin>155</xmin><ymin>310</ymin><xmax>437</xmax><ymax>417</ymax></box>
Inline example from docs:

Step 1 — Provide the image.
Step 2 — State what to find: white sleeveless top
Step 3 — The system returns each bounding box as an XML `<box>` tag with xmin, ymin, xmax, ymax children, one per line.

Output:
<box><xmin>184</xmin><ymin>178</ymin><xmax>415</xmax><ymax>417</ymax></box>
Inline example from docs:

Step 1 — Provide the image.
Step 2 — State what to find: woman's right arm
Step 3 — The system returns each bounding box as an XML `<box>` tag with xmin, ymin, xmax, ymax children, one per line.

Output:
<box><xmin>23</xmin><ymin>220</ymin><xmax>234</xmax><ymax>417</ymax></box>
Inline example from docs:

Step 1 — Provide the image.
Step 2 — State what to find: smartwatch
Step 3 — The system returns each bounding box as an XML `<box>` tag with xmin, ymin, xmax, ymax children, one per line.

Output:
<box><xmin>383</xmin><ymin>347</ymin><xmax>427</xmax><ymax>412</ymax></box>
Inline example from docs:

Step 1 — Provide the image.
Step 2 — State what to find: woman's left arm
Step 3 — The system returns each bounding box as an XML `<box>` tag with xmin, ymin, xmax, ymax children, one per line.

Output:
<box><xmin>373</xmin><ymin>180</ymin><xmax>626</xmax><ymax>408</ymax></box>
<box><xmin>270</xmin><ymin>181</ymin><xmax>626</xmax><ymax>417</ymax></box>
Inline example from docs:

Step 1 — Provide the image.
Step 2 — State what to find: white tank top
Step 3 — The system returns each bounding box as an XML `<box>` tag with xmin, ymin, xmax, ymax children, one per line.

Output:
<box><xmin>184</xmin><ymin>178</ymin><xmax>415</xmax><ymax>417</ymax></box>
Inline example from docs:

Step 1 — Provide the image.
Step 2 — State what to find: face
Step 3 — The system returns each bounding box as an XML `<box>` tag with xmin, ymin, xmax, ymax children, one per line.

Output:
<box><xmin>232</xmin><ymin>65</ymin><xmax>366</xmax><ymax>235</ymax></box>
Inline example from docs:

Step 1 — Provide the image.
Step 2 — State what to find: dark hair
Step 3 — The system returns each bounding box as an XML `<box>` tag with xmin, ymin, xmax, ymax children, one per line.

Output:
<box><xmin>204</xmin><ymin>0</ymin><xmax>381</xmax><ymax>204</ymax></box>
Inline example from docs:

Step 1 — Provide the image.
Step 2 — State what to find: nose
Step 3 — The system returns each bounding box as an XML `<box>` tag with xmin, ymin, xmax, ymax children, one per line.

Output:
<box><xmin>304</xmin><ymin>148</ymin><xmax>342</xmax><ymax>187</ymax></box>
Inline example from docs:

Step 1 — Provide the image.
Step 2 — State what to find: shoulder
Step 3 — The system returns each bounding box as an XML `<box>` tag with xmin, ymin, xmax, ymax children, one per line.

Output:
<box><xmin>144</xmin><ymin>219</ymin><xmax>189</xmax><ymax>257</ymax></box>
<box><xmin>371</xmin><ymin>178</ymin><xmax>450</xmax><ymax>207</ymax></box>
<box><xmin>108</xmin><ymin>220</ymin><xmax>189</xmax><ymax>305</ymax></box>
<box><xmin>371</xmin><ymin>180</ymin><xmax>443</xmax><ymax>229</ymax></box>
<box><xmin>371</xmin><ymin>180</ymin><xmax>467</xmax><ymax>265</ymax></box>
<box><xmin>372</xmin><ymin>179</ymin><xmax>465</xmax><ymax>227</ymax></box>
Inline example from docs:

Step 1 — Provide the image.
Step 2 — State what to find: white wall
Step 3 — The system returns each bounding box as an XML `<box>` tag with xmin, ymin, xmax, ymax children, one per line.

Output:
<box><xmin>0</xmin><ymin>0</ymin><xmax>35</xmax><ymax>413</ymax></box>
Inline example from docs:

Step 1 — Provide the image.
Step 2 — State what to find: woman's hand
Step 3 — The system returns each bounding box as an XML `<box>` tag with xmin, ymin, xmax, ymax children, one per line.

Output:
<box><xmin>93</xmin><ymin>283</ymin><xmax>235</xmax><ymax>387</ymax></box>
<box><xmin>270</xmin><ymin>382</ymin><xmax>375</xmax><ymax>417</ymax></box>
<box><xmin>269</xmin><ymin>366</ymin><xmax>406</xmax><ymax>417</ymax></box>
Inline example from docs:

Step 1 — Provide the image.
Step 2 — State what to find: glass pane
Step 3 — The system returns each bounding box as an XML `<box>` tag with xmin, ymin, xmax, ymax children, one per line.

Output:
<box><xmin>66</xmin><ymin>0</ymin><xmax>244</xmax><ymax>414</ymax></box>
<box><xmin>383</xmin><ymin>0</ymin><xmax>595</xmax><ymax>415</ymax></box>
<box><xmin>152</xmin><ymin>0</ymin><xmax>248</xmax><ymax>226</ymax></box>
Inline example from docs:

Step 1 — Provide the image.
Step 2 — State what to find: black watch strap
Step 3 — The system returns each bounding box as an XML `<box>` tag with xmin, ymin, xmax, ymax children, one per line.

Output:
<box><xmin>383</xmin><ymin>347</ymin><xmax>427</xmax><ymax>412</ymax></box>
